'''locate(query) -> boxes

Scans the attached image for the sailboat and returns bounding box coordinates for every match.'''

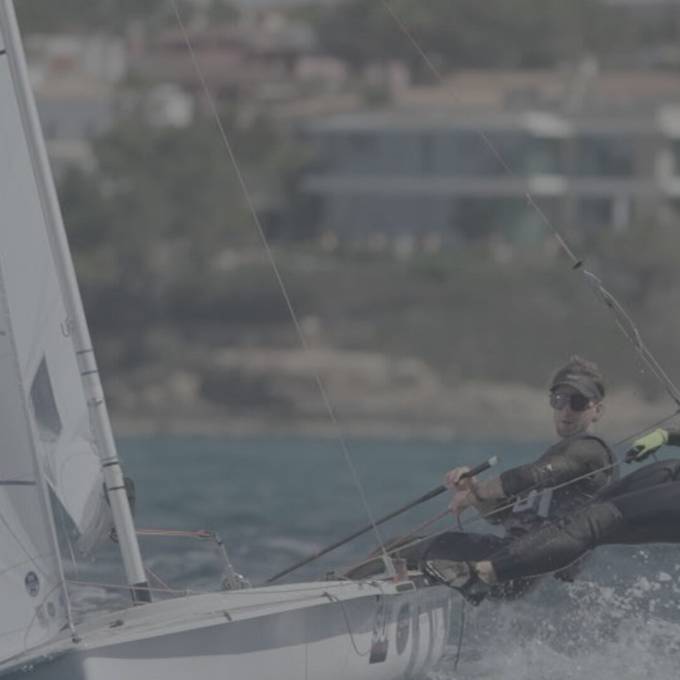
[0,2,453,678]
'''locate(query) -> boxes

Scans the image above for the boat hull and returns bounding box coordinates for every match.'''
[4,580,453,680]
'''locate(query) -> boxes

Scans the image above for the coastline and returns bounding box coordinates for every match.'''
[110,382,676,445]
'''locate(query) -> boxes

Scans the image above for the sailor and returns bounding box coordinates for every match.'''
[418,355,618,599]
[448,355,615,530]
[425,428,680,596]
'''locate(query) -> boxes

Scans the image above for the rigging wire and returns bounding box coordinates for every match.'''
[453,600,466,673]
[380,0,680,409]
[463,406,680,530]
[169,0,389,560]
[170,0,680,574]
[342,406,680,574]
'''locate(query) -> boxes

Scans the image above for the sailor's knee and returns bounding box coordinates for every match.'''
[561,501,624,546]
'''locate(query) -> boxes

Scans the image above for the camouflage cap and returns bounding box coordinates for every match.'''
[550,357,605,401]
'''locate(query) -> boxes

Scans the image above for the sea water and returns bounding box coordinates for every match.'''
[71,436,680,679]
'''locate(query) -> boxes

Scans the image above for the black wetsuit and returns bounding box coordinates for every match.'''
[489,433,616,535]
[490,444,680,583]
[408,434,618,594]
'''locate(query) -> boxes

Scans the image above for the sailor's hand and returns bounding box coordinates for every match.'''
[448,489,475,517]
[445,466,475,492]
[625,428,668,463]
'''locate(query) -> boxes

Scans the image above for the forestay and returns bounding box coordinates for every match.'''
[0,7,110,660]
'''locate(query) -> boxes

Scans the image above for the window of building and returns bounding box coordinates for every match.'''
[575,136,634,177]
[578,197,613,227]
[523,137,563,175]
[670,141,680,177]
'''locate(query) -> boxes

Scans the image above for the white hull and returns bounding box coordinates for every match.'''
[2,578,453,680]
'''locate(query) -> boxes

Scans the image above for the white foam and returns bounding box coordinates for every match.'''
[431,574,680,680]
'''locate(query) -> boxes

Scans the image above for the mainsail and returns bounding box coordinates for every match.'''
[0,32,70,664]
[1,0,149,617]
[0,2,121,660]
[0,7,109,555]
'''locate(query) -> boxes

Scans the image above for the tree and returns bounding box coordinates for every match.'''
[60,105,307,330]
[16,0,166,33]
[313,0,648,74]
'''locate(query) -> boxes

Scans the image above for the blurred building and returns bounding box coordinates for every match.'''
[26,34,126,176]
[128,12,318,106]
[297,69,680,253]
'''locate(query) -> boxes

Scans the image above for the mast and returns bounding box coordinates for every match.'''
[1,1,150,603]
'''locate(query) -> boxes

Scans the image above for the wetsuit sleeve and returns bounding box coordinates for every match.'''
[667,430,680,447]
[500,438,609,498]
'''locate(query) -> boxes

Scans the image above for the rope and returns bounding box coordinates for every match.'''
[168,0,388,561]
[324,592,371,657]
[136,528,215,539]
[380,0,680,408]
[453,599,466,673]
[345,406,680,574]
[167,0,680,583]
[467,407,680,528]
[145,565,173,592]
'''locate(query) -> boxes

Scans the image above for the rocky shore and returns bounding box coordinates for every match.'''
[107,347,675,444]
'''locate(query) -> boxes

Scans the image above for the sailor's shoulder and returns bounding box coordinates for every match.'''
[543,434,612,460]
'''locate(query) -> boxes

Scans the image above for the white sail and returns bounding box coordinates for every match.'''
[0,316,69,659]
[1,0,148,605]
[0,35,71,661]
[0,8,110,550]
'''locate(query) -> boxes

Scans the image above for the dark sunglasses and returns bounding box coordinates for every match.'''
[549,391,593,412]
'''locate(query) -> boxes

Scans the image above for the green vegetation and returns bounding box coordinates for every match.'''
[20,0,680,409]
[15,0,165,32]
[309,0,679,76]
[59,109,308,337]
[15,0,239,32]
[60,127,680,396]
[17,0,680,74]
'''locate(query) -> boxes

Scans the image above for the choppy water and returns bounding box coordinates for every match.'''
[70,436,680,679]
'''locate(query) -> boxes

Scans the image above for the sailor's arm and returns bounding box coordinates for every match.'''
[625,428,680,462]
[446,438,609,515]
[445,468,505,515]
[500,438,609,496]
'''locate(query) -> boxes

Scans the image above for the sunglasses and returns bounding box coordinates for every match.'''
[549,391,593,412]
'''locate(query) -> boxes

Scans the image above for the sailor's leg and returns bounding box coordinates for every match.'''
[419,531,507,562]
[489,479,680,583]
[597,458,680,500]
[607,480,680,543]
[343,531,504,580]
[489,501,623,583]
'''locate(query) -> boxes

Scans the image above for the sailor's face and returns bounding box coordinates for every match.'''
[551,388,602,438]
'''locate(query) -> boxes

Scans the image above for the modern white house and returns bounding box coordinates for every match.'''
[298,70,680,252]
